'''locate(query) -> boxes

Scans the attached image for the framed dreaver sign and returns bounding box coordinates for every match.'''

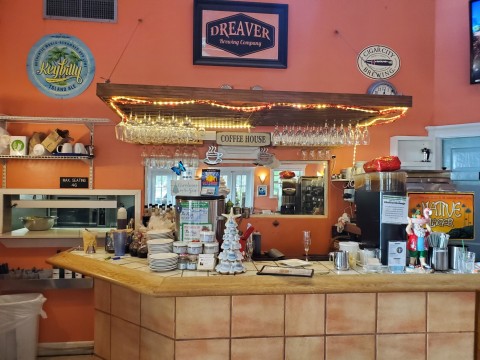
[193,0,288,68]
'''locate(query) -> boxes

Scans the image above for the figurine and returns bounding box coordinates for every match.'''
[406,208,432,268]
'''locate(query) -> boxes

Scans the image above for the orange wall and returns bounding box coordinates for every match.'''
[0,0,477,343]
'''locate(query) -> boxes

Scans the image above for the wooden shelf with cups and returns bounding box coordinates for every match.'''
[0,115,112,189]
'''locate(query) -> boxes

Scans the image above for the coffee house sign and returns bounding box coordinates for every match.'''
[216,132,271,146]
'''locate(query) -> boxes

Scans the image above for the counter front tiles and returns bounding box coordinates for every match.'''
[47,250,480,360]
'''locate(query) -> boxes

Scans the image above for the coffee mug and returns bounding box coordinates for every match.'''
[32,143,48,156]
[73,143,87,154]
[56,143,73,154]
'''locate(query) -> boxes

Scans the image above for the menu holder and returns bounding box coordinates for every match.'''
[257,265,314,278]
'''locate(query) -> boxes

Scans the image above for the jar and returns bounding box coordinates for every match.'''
[173,241,188,254]
[203,242,219,255]
[177,254,188,270]
[187,242,203,255]
[105,231,114,253]
[199,231,215,243]
[187,255,198,270]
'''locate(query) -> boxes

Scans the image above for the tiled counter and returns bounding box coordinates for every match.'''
[47,250,480,360]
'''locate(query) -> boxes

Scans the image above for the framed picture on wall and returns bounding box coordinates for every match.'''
[257,185,268,197]
[193,0,288,68]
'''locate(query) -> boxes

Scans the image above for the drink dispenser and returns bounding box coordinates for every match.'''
[175,195,225,243]
[354,172,407,265]
[280,178,297,214]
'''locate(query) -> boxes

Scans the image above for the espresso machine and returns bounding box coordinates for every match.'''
[280,178,296,214]
[354,172,407,265]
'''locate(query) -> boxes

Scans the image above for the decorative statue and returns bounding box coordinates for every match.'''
[406,208,432,268]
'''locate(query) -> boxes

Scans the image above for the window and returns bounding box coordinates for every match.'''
[145,168,180,206]
[220,168,254,207]
[145,166,254,208]
[270,163,306,198]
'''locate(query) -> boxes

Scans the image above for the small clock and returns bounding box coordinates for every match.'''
[367,80,398,95]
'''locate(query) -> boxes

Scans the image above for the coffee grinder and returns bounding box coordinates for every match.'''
[354,172,407,265]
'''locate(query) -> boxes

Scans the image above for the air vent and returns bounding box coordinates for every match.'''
[44,0,117,23]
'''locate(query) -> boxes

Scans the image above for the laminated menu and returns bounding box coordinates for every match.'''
[200,169,220,196]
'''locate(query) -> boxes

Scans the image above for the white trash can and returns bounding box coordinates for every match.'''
[0,293,47,360]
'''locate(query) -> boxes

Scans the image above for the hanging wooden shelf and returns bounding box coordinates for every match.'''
[96,83,412,128]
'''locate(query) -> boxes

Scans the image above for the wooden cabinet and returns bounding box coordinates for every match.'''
[390,135,436,170]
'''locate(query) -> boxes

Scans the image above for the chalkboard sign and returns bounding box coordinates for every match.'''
[60,177,89,188]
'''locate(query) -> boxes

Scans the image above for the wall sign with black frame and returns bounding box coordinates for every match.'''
[193,0,288,68]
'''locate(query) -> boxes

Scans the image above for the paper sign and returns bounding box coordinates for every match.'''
[171,180,201,197]
[180,224,213,242]
[388,241,406,267]
[381,195,408,224]
[197,254,216,271]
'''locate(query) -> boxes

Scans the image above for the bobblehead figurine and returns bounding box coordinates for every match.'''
[406,208,432,268]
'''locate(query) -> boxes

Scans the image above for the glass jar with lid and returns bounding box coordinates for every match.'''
[187,255,198,270]
[178,254,189,270]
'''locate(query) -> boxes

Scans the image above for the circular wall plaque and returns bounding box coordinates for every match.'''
[357,45,400,80]
[26,33,95,99]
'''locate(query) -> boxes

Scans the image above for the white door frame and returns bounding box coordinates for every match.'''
[426,122,480,169]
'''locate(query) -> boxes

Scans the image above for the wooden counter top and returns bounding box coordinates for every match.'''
[47,250,480,297]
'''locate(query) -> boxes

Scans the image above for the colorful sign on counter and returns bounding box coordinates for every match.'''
[408,192,475,240]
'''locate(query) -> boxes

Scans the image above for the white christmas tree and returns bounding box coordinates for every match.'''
[215,208,246,275]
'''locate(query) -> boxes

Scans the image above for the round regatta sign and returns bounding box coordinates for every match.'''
[357,45,400,80]
[26,34,95,99]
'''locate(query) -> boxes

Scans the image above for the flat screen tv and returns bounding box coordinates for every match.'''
[470,0,480,83]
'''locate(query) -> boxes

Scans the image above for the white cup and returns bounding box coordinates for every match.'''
[32,144,48,156]
[56,143,73,154]
[73,143,87,154]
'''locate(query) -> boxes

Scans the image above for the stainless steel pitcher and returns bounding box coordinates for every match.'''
[329,250,350,271]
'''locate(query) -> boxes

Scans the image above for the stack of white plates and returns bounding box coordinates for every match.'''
[147,239,174,254]
[148,252,178,272]
[146,229,174,240]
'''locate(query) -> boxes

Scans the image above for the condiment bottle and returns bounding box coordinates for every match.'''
[105,231,114,253]
[117,205,128,229]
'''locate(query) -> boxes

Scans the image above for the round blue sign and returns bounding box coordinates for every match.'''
[26,33,95,99]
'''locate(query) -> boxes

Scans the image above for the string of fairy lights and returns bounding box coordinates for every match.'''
[108,96,409,145]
